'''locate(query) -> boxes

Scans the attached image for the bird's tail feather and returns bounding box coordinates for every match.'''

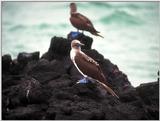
[96,30,100,33]
[95,79,119,98]
[92,32,104,38]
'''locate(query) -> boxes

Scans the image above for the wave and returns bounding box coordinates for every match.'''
[8,22,70,32]
[89,2,156,10]
[100,10,143,25]
[89,2,141,9]
[89,2,112,8]
[9,24,26,31]
[38,23,51,29]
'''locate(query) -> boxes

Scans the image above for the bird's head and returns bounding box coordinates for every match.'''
[70,3,77,13]
[71,40,84,50]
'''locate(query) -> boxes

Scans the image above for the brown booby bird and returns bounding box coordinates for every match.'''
[70,3,104,38]
[70,40,119,98]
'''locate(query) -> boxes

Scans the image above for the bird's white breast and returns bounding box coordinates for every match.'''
[70,49,76,61]
[70,49,86,77]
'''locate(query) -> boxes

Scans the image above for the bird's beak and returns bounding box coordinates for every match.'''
[79,42,84,46]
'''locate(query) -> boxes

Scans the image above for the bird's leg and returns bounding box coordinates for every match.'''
[77,29,79,32]
[83,75,88,79]
[77,75,89,84]
[82,30,84,34]
[83,75,88,82]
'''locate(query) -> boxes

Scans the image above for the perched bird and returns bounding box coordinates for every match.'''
[70,40,119,98]
[69,3,104,38]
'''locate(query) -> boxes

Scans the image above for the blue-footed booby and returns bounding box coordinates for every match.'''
[70,40,119,98]
[69,3,104,38]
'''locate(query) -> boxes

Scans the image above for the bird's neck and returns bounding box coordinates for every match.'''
[70,48,81,61]
[70,11,77,16]
[72,47,81,52]
[70,7,77,13]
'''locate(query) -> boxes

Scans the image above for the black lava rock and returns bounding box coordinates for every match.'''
[41,36,70,61]
[136,81,159,119]
[18,77,51,104]
[4,104,45,120]
[17,51,40,66]
[6,52,40,75]
[2,34,159,120]
[2,54,12,73]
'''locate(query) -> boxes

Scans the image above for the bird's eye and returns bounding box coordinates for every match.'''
[76,44,81,48]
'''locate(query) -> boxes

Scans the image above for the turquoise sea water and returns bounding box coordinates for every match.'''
[2,2,160,87]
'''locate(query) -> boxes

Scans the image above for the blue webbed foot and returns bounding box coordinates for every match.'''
[70,31,81,38]
[77,77,89,84]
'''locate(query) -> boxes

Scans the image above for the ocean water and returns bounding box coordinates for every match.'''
[2,2,159,87]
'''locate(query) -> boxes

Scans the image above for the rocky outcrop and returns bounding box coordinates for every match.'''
[2,33,159,120]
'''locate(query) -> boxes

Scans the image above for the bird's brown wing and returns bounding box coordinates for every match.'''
[75,13,99,32]
[71,12,99,33]
[81,52,108,83]
[77,13,100,33]
[75,52,105,83]
[81,52,99,66]
[76,13,94,27]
